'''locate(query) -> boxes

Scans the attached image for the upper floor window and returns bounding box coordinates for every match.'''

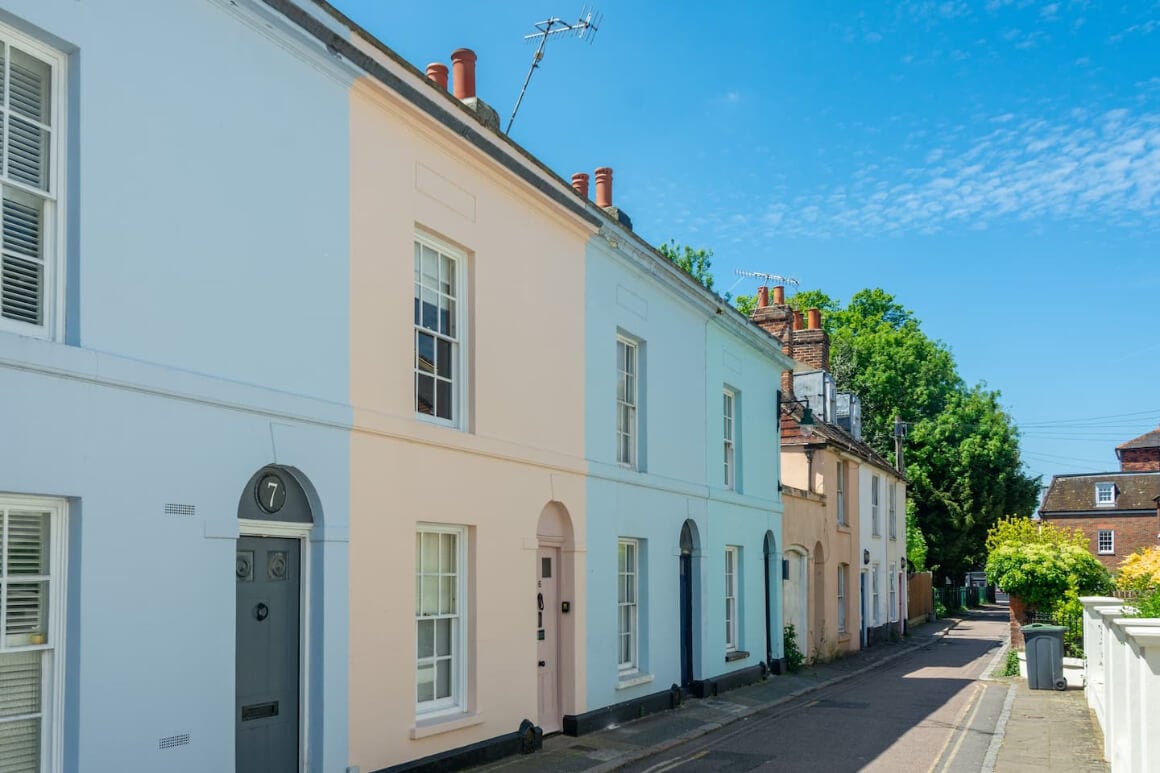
[0,28,64,340]
[723,389,736,489]
[888,483,897,540]
[1095,483,1115,507]
[1097,529,1114,555]
[871,475,881,536]
[835,461,847,525]
[616,337,638,468]
[414,235,466,428]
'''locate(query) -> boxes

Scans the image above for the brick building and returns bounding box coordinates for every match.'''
[1038,426,1160,570]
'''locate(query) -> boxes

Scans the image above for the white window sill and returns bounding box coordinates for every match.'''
[615,672,655,690]
[410,711,484,739]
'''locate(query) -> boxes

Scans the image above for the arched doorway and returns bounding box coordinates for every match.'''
[679,519,701,688]
[536,502,576,735]
[763,531,778,668]
[235,465,318,773]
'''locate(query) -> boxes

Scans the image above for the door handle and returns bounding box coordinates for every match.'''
[538,593,544,611]
[538,660,546,667]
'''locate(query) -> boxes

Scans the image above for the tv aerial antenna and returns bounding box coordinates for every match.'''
[506,7,602,135]
[730,269,799,294]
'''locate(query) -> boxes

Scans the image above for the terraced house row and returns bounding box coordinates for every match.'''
[0,2,904,771]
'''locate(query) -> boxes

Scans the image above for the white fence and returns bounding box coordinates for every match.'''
[1080,597,1160,772]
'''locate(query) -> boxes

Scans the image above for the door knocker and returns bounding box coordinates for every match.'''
[254,602,269,621]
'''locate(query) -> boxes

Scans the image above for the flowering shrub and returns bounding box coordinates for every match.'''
[984,517,1111,611]
[1116,546,1160,593]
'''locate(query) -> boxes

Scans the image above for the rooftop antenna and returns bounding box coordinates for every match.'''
[730,269,800,295]
[506,7,601,135]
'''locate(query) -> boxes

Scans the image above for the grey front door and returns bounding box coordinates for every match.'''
[236,536,301,773]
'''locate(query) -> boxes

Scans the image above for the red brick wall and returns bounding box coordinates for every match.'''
[751,304,795,400]
[793,328,830,372]
[1119,447,1160,471]
[1040,513,1160,569]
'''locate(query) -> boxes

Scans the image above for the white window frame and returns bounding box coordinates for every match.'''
[871,565,880,625]
[1097,529,1114,555]
[0,495,67,773]
[616,337,639,469]
[723,389,736,490]
[888,483,897,540]
[617,539,639,674]
[837,563,847,634]
[835,460,846,525]
[415,524,468,717]
[0,25,67,341]
[724,546,739,651]
[871,475,881,537]
[414,232,468,430]
[888,563,897,622]
[1095,483,1115,507]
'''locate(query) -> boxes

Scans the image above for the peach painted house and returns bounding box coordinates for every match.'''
[317,11,602,771]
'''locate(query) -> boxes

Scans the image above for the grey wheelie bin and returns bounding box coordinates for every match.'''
[1022,623,1067,691]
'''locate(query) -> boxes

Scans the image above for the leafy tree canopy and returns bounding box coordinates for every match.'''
[657,240,715,292]
[905,500,928,573]
[1117,546,1160,593]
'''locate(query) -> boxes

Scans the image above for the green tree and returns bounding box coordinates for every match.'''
[735,294,758,315]
[905,501,928,572]
[657,240,715,291]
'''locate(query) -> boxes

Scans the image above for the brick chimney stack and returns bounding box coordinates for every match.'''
[793,307,831,372]
[749,285,796,400]
[757,286,769,308]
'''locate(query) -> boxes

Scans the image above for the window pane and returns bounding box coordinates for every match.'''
[417,663,435,703]
[2,511,48,575]
[417,619,434,659]
[436,619,452,657]
[419,576,437,616]
[0,717,39,772]
[6,117,47,191]
[435,379,452,421]
[435,658,452,699]
[421,289,439,331]
[416,332,435,373]
[4,582,46,645]
[441,254,456,298]
[439,576,455,615]
[440,533,456,573]
[421,246,438,287]
[416,374,435,416]
[9,50,50,123]
[0,651,41,718]
[624,576,634,604]
[441,298,456,337]
[625,544,635,573]
[436,338,452,379]
[422,533,439,570]
[414,242,422,280]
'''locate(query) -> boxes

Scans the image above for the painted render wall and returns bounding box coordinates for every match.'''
[780,449,861,659]
[859,465,907,638]
[346,70,593,769]
[583,234,787,711]
[0,1,355,771]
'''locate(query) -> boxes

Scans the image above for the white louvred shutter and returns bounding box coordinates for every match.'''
[5,48,50,191]
[2,511,48,646]
[0,652,42,773]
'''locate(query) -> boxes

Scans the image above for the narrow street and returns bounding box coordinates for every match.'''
[622,608,1010,773]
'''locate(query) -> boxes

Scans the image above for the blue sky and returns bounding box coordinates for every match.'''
[331,0,1160,492]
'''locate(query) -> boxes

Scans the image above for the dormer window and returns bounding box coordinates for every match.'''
[1095,483,1115,507]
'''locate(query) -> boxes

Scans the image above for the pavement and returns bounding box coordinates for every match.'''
[471,606,1109,773]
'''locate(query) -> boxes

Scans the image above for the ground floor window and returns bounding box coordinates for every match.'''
[871,566,880,625]
[617,539,640,673]
[416,525,467,716]
[837,564,847,633]
[888,563,897,622]
[724,546,739,651]
[1097,529,1114,555]
[0,496,66,773]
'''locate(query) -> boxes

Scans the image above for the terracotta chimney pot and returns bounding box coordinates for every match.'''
[808,308,822,330]
[571,173,590,199]
[792,310,804,331]
[425,63,449,91]
[450,48,477,100]
[772,285,785,305]
[594,167,613,208]
[757,286,769,308]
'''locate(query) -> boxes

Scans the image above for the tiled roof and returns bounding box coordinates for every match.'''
[780,407,904,480]
[1039,471,1160,514]
[1117,426,1160,451]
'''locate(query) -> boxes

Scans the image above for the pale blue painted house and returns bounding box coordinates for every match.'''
[570,172,792,733]
[0,1,355,770]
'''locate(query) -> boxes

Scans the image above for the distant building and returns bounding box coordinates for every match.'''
[1039,427,1160,569]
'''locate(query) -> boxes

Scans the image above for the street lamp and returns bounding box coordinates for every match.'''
[781,397,817,438]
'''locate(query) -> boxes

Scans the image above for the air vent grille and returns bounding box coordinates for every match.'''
[159,733,190,750]
[164,504,196,517]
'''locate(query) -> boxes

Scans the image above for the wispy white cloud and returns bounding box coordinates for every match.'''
[674,108,1160,241]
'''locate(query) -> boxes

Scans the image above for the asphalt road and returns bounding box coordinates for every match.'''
[621,609,1010,773]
